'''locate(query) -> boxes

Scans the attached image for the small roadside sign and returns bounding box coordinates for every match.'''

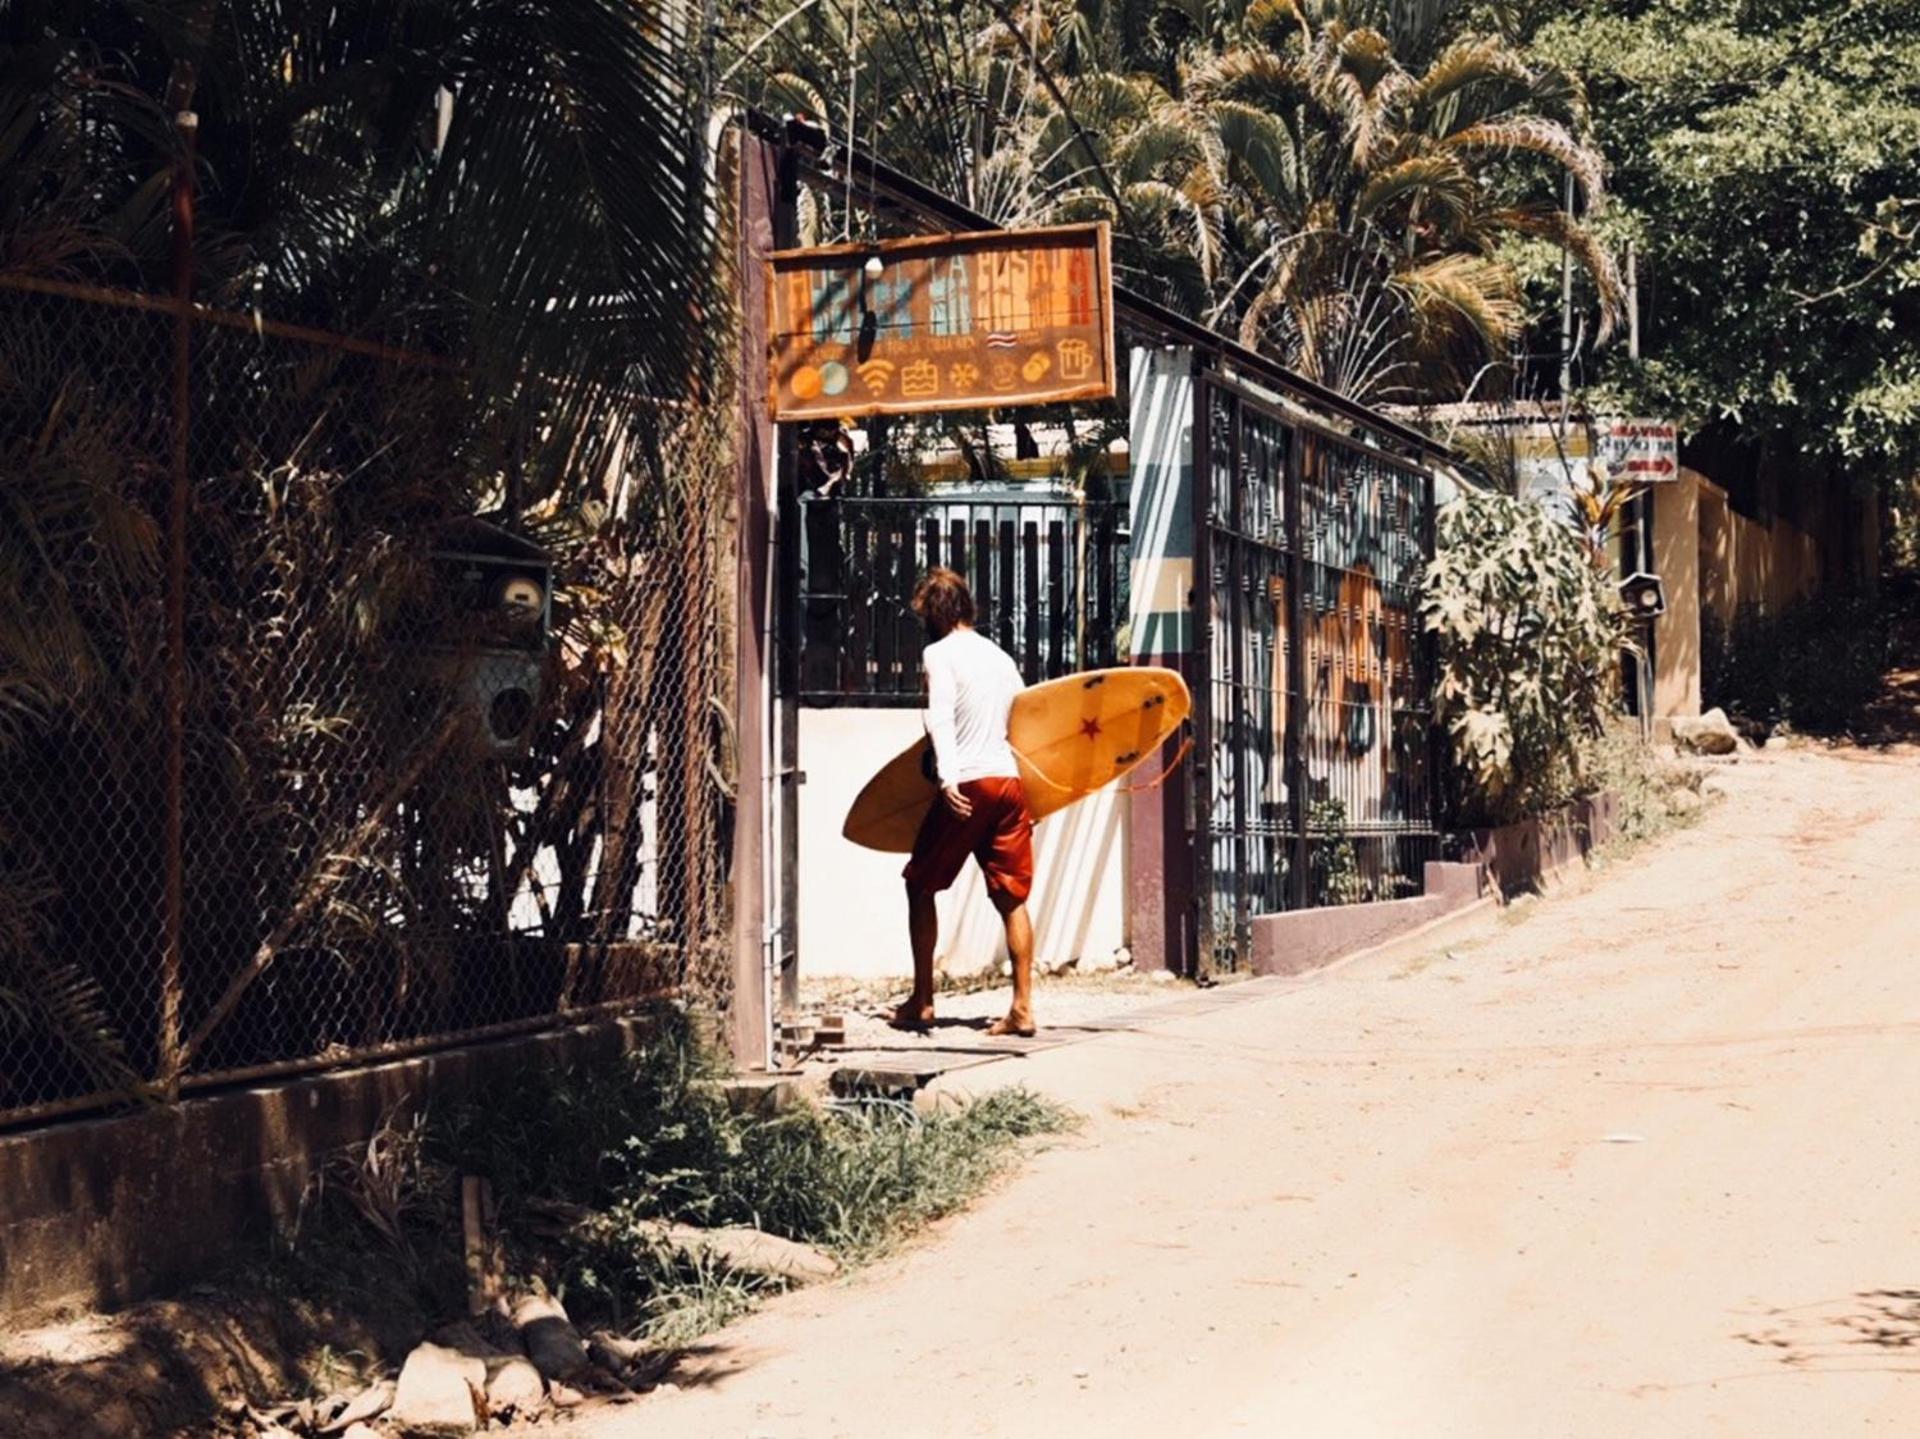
[1598,418,1678,482]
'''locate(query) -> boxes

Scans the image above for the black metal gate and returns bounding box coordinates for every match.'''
[797,492,1128,705]
[1193,378,1440,971]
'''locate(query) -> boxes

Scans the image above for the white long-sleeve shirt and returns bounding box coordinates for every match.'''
[922,627,1024,785]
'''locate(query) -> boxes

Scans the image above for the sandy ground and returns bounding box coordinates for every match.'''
[562,741,1920,1439]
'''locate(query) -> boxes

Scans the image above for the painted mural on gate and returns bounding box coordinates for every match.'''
[1221,424,1426,834]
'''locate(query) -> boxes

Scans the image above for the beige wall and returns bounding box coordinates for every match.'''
[1652,472,1702,720]
[1696,470,1821,620]
[797,708,1129,980]
[1651,467,1827,722]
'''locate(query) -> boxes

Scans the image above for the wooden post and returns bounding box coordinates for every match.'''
[729,129,777,1069]
[462,1175,502,1315]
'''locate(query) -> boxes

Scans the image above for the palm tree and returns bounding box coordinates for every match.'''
[1117,0,1620,401]
[724,1,1074,234]
[4,0,715,492]
[729,0,1619,404]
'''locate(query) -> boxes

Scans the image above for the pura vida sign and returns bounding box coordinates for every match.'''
[767,223,1116,421]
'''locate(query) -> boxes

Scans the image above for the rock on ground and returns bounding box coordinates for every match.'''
[321,1379,393,1434]
[483,1355,547,1419]
[642,1223,840,1286]
[1671,707,1740,755]
[512,1294,591,1382]
[1666,787,1704,816]
[390,1342,484,1437]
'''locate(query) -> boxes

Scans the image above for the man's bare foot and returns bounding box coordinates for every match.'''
[885,999,935,1031]
[985,1013,1035,1038]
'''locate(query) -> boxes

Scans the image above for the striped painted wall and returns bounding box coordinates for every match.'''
[1127,346,1195,660]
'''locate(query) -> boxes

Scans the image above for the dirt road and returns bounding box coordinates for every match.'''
[571,744,1920,1438]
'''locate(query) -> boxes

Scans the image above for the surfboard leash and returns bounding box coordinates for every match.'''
[1119,733,1193,793]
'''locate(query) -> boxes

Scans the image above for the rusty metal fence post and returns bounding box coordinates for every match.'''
[159,107,198,1095]
[1285,426,1309,912]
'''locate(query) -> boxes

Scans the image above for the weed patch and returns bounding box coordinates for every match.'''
[285,1010,1074,1349]
[1581,718,1709,844]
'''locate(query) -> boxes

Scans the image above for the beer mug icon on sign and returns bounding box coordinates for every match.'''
[1057,338,1094,381]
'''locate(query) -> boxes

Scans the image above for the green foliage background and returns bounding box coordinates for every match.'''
[1520,0,1920,484]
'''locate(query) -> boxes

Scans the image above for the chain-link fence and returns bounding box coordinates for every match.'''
[0,277,734,1128]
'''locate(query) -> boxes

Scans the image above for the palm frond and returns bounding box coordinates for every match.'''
[1491,203,1625,339]
[1244,0,1313,50]
[1442,117,1604,205]
[1111,116,1209,186]
[758,70,834,125]
[1514,58,1590,133]
[1396,251,1524,354]
[1313,26,1411,170]
[0,29,173,281]
[1124,177,1226,287]
[1059,69,1158,130]
[1184,45,1314,110]
[0,830,141,1098]
[1409,35,1532,114]
[1353,150,1472,228]
[1206,99,1304,212]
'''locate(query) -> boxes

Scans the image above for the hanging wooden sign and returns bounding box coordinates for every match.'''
[767,222,1115,421]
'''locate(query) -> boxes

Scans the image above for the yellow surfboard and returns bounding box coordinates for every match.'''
[841,666,1192,853]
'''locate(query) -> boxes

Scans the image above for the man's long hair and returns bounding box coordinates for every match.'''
[911,567,975,639]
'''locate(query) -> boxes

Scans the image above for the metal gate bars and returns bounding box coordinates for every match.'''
[1192,377,1442,972]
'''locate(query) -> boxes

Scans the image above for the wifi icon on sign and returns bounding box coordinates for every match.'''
[857,359,896,395]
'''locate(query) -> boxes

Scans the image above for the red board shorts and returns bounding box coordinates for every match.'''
[902,777,1035,905]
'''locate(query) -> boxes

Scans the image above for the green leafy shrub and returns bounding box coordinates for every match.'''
[1424,488,1630,826]
[1306,800,1366,907]
[1703,597,1891,734]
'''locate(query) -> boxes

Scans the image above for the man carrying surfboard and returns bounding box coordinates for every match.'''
[891,567,1038,1038]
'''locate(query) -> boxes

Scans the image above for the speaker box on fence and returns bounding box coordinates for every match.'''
[1618,571,1667,619]
[425,520,553,758]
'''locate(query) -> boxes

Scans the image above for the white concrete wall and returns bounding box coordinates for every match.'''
[798,707,1129,980]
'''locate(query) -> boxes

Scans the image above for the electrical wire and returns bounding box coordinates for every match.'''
[975,0,1151,269]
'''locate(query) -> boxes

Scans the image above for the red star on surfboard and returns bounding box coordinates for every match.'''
[1080,718,1102,741]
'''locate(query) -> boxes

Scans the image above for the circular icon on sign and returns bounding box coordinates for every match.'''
[790,365,824,400]
[820,361,850,397]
